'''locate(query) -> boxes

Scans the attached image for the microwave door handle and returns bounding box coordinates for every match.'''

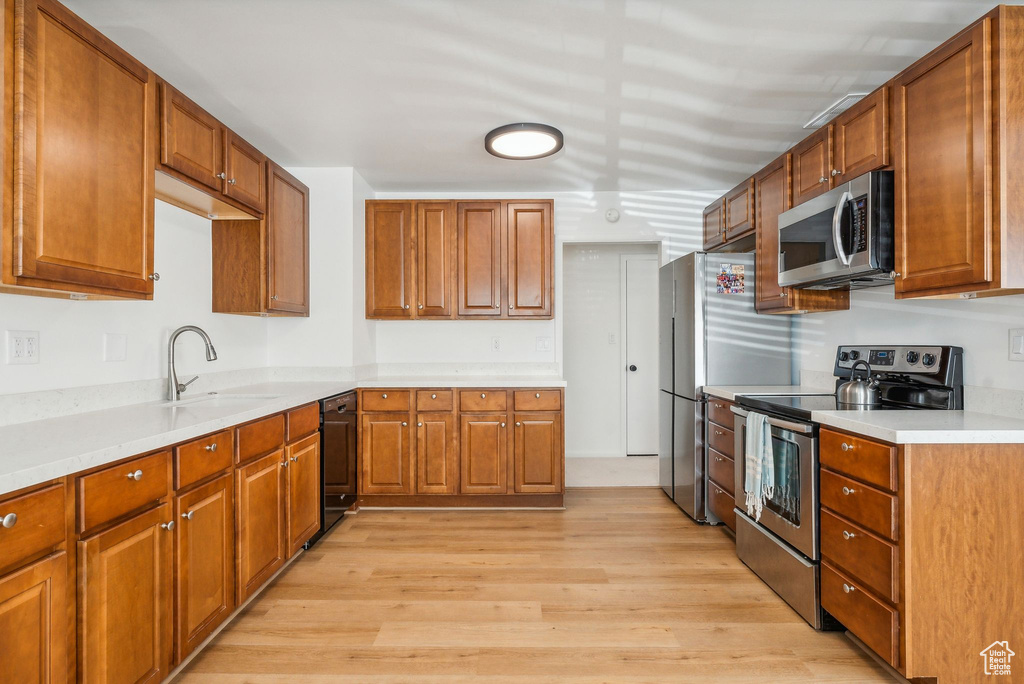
[832,190,854,266]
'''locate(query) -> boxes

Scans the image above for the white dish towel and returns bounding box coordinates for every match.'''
[744,411,775,522]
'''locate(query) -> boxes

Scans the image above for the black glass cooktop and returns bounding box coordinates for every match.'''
[736,393,907,422]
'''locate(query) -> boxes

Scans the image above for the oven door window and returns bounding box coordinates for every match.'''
[767,431,802,525]
[779,205,837,272]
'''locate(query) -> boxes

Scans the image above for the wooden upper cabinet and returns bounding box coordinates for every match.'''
[79,504,173,684]
[266,163,310,315]
[360,414,413,495]
[724,177,755,241]
[702,199,725,250]
[7,0,155,299]
[224,131,267,213]
[366,202,415,318]
[0,553,68,684]
[833,87,889,184]
[285,433,321,556]
[506,201,553,317]
[513,412,562,494]
[457,202,504,317]
[416,202,455,317]
[460,414,508,494]
[159,83,224,192]
[236,450,286,603]
[893,18,992,297]
[416,412,457,494]
[791,125,833,206]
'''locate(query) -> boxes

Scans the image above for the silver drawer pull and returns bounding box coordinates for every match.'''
[715,456,723,462]
[161,521,175,531]
[535,393,540,399]
[431,393,437,399]
[515,421,521,427]
[843,583,855,594]
[715,403,723,408]
[291,455,299,462]
[417,422,423,427]
[205,443,218,452]
[481,393,486,398]
[818,176,827,184]
[402,422,408,427]
[126,469,143,481]
[281,460,289,468]
[842,486,856,495]
[182,511,194,521]
[500,422,506,428]
[1,513,17,529]
[841,442,852,452]
[714,430,724,436]
[842,530,856,540]
[382,393,387,399]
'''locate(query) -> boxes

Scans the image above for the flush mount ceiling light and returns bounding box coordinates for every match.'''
[485,123,563,160]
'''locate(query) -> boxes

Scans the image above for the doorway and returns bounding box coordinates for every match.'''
[621,253,659,455]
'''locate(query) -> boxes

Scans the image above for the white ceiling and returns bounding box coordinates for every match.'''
[66,0,1002,192]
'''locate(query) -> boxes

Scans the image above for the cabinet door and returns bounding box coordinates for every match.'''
[224,131,267,212]
[459,415,508,494]
[286,433,321,556]
[833,87,889,184]
[236,450,286,603]
[324,406,357,496]
[791,125,833,205]
[457,202,503,317]
[174,475,234,663]
[416,202,455,318]
[267,163,310,314]
[360,414,413,494]
[702,199,725,250]
[0,553,67,684]
[11,0,155,297]
[724,178,755,241]
[416,412,457,494]
[893,19,992,296]
[366,202,415,318]
[513,412,562,493]
[79,504,173,684]
[755,155,793,312]
[159,82,224,192]
[506,202,553,318]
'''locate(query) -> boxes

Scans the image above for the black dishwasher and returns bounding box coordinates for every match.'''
[304,391,357,548]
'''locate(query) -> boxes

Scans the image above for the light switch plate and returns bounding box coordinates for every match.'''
[103,333,128,362]
[1009,328,1024,361]
[6,330,39,365]
[491,336,502,352]
[535,336,552,352]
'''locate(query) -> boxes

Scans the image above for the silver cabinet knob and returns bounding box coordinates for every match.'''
[271,295,279,301]
[500,422,506,428]
[418,304,423,309]
[509,305,514,310]
[480,393,486,398]
[494,304,499,308]
[401,421,408,427]
[205,443,218,452]
[841,442,852,452]
[890,271,901,278]
[281,460,289,468]
[843,583,855,594]
[431,393,437,399]
[779,292,785,298]
[417,422,423,427]
[182,511,194,520]
[290,455,299,462]
[535,393,540,399]
[217,172,226,180]
[842,530,856,540]
[819,176,827,183]
[126,469,143,481]
[404,304,410,309]
[842,486,855,495]
[714,430,724,436]
[1,513,17,529]
[149,273,160,281]
[515,421,521,427]
[228,178,237,185]
[161,521,175,531]
[831,169,840,177]
[715,456,723,462]
[382,393,387,399]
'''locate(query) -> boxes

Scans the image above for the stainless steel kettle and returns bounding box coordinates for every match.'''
[837,360,881,407]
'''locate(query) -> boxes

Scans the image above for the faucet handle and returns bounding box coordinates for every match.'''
[177,376,199,393]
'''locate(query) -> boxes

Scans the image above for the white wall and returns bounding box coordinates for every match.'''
[0,202,269,395]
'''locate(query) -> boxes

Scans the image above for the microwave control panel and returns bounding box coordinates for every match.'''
[850,196,868,253]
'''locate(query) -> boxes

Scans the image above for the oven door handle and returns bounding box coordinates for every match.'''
[832,190,854,266]
[730,405,814,434]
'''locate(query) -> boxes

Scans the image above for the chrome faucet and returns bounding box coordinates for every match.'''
[167,326,218,401]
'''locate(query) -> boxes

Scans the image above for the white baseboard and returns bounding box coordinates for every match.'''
[565,455,659,487]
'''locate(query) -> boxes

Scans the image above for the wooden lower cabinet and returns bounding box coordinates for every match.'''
[235,450,286,604]
[285,433,321,556]
[360,414,413,494]
[416,412,457,494]
[79,504,174,684]
[0,552,68,683]
[460,414,509,494]
[512,412,562,493]
[174,475,234,662]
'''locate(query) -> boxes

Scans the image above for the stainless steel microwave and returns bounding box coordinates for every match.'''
[777,170,894,290]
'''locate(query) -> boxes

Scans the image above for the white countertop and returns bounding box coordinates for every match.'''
[0,375,565,496]
[702,385,834,401]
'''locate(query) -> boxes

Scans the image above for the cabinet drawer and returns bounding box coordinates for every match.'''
[416,390,453,412]
[79,451,171,533]
[707,398,734,431]
[820,428,897,492]
[287,403,320,442]
[708,481,736,531]
[708,424,734,458]
[821,509,898,603]
[176,430,233,491]
[237,414,286,464]
[821,561,899,668]
[708,449,734,496]
[0,483,65,572]
[820,468,897,541]
[513,390,561,411]
[460,390,507,412]
[362,390,412,412]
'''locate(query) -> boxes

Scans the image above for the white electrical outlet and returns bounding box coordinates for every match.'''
[103,333,128,362]
[6,330,39,365]
[535,336,552,352]
[608,333,617,345]
[491,336,502,352]
[1009,329,1024,361]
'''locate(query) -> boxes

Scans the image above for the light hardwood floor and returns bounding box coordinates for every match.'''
[177,488,893,682]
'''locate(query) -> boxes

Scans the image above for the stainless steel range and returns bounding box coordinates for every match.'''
[729,345,964,629]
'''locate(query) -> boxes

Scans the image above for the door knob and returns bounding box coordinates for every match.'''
[628,365,638,372]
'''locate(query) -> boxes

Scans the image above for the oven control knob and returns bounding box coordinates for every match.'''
[848,350,860,361]
[906,351,920,364]
[839,351,849,362]
[922,353,937,367]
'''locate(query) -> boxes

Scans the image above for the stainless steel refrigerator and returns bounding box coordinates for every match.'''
[659,252,792,522]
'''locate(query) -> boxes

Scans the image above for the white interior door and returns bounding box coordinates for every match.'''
[622,254,660,455]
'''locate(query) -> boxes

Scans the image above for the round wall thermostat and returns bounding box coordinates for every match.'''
[605,208,620,223]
